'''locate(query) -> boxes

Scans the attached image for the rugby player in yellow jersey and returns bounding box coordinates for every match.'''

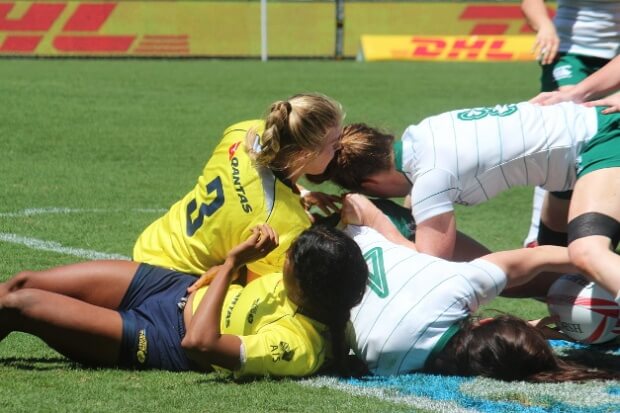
[0,224,368,377]
[133,93,344,282]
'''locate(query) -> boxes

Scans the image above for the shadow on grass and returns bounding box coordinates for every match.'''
[0,356,73,371]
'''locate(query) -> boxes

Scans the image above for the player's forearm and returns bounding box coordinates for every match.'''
[570,56,620,102]
[497,246,575,288]
[520,0,553,32]
[366,209,417,250]
[182,258,240,368]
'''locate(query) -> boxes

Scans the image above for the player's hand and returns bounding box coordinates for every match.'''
[341,193,381,227]
[530,88,591,106]
[533,23,559,65]
[300,190,342,216]
[226,224,279,269]
[530,90,572,105]
[188,265,224,293]
[584,94,620,114]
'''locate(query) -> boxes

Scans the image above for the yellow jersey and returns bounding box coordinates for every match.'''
[191,273,331,378]
[133,120,311,276]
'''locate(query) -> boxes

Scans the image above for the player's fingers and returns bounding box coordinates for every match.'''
[258,224,278,248]
[187,270,216,293]
[601,106,619,114]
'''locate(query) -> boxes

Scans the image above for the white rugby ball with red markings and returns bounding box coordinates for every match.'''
[547,274,620,344]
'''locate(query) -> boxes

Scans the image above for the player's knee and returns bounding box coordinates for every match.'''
[567,240,600,276]
[567,212,620,275]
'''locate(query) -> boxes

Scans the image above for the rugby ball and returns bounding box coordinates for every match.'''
[547,274,620,344]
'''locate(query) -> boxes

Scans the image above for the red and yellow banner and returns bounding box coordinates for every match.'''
[359,35,537,62]
[0,2,548,58]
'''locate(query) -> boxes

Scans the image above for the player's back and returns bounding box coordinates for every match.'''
[345,225,505,375]
[133,120,311,276]
[403,101,598,206]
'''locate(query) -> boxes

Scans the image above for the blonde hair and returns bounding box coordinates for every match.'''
[246,93,344,177]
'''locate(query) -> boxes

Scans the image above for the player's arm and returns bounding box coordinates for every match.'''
[182,224,278,371]
[297,183,342,216]
[481,245,577,289]
[414,211,457,259]
[341,193,416,250]
[520,0,558,65]
[532,56,620,106]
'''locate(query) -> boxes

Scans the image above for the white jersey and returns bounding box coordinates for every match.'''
[555,0,620,59]
[399,101,599,223]
[344,225,506,376]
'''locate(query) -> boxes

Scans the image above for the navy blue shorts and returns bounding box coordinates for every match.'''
[118,263,200,371]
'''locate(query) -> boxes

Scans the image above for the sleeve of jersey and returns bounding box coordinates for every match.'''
[411,168,459,224]
[464,258,508,311]
[234,324,324,378]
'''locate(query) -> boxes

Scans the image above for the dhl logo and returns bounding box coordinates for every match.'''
[460,5,555,35]
[410,36,522,60]
[361,35,535,62]
[0,2,189,54]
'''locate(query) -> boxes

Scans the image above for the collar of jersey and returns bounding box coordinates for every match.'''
[253,134,296,191]
[424,323,460,370]
[393,140,403,172]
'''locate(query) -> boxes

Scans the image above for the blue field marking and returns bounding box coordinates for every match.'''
[304,340,620,412]
[341,373,620,413]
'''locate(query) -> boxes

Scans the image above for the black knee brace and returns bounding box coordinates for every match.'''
[567,212,620,249]
[537,220,568,246]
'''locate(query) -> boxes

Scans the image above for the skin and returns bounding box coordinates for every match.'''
[521,0,559,65]
[566,168,620,296]
[531,55,620,113]
[0,224,280,371]
[358,167,473,260]
[341,193,578,292]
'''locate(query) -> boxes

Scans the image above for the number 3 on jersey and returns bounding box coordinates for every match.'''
[364,247,389,298]
[186,176,225,236]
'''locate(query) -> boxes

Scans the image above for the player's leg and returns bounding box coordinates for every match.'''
[523,186,546,247]
[567,167,620,298]
[453,231,490,261]
[0,261,139,309]
[0,288,122,365]
[538,191,570,246]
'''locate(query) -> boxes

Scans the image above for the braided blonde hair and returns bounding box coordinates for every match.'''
[247,93,344,179]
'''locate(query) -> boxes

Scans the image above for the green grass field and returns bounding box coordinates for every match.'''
[1,59,552,412]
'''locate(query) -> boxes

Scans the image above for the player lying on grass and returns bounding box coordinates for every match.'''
[340,194,618,381]
[310,101,620,302]
[134,93,343,283]
[0,225,367,378]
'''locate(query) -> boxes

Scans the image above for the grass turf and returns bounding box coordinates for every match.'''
[1,58,549,411]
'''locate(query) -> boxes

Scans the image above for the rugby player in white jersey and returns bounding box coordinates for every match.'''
[340,193,617,381]
[310,100,620,301]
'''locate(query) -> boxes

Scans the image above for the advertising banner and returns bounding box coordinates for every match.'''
[0,2,546,58]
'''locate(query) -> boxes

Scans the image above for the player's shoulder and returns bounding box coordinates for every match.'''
[222,119,265,136]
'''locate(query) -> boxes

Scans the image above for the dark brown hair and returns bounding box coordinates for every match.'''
[307,123,395,191]
[424,315,618,382]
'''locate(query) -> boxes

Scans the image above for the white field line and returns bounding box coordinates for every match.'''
[0,233,130,260]
[0,207,163,260]
[0,207,165,218]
